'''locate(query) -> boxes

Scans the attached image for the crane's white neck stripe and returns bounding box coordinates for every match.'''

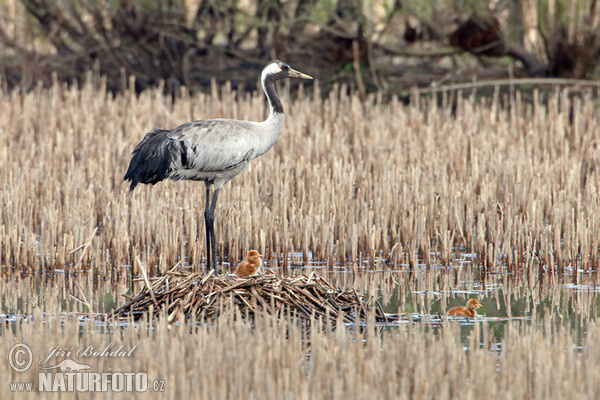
[261,64,284,115]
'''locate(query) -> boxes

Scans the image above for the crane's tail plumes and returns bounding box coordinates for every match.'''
[123,129,183,191]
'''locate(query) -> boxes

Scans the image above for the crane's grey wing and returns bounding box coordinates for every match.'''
[124,120,259,190]
[168,120,259,177]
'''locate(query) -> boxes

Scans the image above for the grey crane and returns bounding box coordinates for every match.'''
[124,60,313,271]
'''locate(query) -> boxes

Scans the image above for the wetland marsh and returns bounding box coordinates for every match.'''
[2,80,600,398]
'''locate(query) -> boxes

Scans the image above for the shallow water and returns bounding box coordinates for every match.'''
[2,251,599,351]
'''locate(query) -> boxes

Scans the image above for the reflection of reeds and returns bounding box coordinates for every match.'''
[1,81,599,280]
[3,311,600,398]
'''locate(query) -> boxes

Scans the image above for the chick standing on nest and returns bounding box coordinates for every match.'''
[234,250,263,277]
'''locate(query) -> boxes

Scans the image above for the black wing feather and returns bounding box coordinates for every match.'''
[123,129,186,191]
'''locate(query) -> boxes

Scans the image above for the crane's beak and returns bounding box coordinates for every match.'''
[288,68,313,80]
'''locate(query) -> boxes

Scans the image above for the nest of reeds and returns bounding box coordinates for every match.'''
[107,268,396,324]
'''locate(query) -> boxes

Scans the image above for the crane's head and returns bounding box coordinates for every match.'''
[261,60,313,84]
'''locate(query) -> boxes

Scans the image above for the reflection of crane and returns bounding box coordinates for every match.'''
[124,60,312,271]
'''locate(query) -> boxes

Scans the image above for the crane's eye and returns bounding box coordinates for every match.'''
[280,65,289,71]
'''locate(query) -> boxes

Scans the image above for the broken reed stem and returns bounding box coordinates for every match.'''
[136,256,159,308]
[72,280,93,312]
[71,226,98,270]
[417,78,600,94]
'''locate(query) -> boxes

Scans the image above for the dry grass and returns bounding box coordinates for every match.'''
[2,309,600,399]
[1,78,599,279]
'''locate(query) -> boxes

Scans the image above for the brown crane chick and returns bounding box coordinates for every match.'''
[447,299,482,317]
[234,250,263,277]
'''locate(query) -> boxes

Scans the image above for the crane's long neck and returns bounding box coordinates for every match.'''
[256,74,285,156]
[262,76,284,115]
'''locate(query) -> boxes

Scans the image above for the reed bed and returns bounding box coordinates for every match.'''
[2,308,600,399]
[0,77,599,284]
[108,269,392,324]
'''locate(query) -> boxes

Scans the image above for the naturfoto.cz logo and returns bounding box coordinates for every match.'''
[8,343,165,393]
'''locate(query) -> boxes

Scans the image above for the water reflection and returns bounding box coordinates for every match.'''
[374,277,598,348]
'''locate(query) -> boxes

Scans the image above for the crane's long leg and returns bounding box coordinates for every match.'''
[207,189,220,271]
[204,186,212,271]
[203,185,220,272]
